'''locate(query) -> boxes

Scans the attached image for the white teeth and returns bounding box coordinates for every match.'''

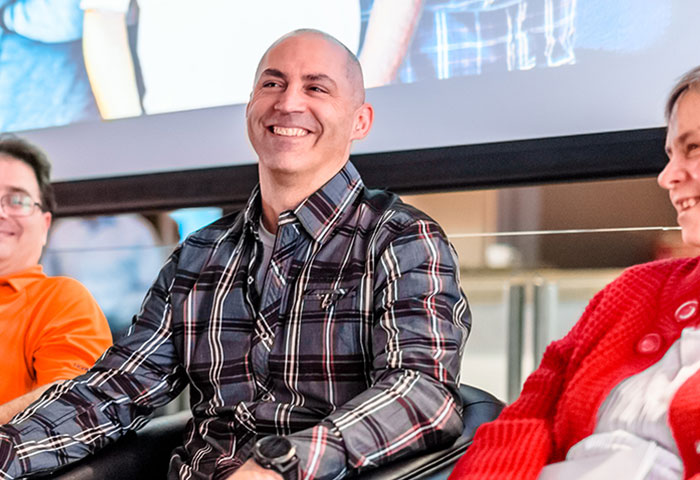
[680,198,699,210]
[272,126,308,137]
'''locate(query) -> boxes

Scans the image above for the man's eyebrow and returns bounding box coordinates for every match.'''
[259,68,286,79]
[5,186,32,196]
[303,73,337,89]
[676,130,699,147]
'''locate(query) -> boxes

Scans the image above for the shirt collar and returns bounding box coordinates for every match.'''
[292,161,364,244]
[242,184,263,236]
[243,162,364,245]
[0,265,46,292]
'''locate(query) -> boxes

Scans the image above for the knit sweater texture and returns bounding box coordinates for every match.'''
[450,256,700,480]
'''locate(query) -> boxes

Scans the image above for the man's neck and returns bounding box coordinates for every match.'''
[259,185,306,234]
[258,163,346,234]
[0,262,37,278]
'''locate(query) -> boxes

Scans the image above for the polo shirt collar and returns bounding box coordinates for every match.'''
[0,265,46,292]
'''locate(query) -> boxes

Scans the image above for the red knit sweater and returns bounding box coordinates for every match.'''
[450,257,700,480]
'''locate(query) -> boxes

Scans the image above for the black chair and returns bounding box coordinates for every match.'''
[49,385,503,480]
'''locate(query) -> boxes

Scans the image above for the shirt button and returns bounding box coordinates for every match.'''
[247,276,254,285]
[675,300,699,322]
[636,333,662,354]
[695,440,700,455]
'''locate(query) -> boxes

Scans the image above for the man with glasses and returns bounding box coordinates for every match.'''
[0,135,112,424]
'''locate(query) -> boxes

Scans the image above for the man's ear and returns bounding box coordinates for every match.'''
[350,103,374,141]
[41,212,52,247]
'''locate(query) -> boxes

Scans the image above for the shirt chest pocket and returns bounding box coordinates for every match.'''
[283,283,369,357]
[302,285,358,312]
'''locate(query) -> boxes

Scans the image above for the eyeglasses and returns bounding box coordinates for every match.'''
[0,193,44,217]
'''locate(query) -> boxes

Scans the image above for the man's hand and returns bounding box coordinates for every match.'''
[226,459,283,480]
[0,382,57,424]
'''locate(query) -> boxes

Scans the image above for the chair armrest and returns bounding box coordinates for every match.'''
[48,411,191,480]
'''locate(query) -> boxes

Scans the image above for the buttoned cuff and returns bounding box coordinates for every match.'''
[286,421,348,480]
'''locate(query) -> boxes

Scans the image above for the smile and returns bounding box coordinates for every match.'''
[677,197,700,212]
[270,126,309,137]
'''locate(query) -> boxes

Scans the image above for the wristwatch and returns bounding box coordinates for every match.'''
[252,435,299,480]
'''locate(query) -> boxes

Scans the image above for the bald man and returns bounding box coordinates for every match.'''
[0,30,470,480]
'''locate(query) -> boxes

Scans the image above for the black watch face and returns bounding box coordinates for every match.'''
[259,436,293,460]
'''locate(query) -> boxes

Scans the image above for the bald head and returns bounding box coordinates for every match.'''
[253,29,366,106]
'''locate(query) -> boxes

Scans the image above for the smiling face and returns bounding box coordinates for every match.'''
[0,156,51,276]
[246,32,373,189]
[658,87,700,248]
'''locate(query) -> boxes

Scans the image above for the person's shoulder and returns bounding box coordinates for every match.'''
[601,256,700,304]
[360,187,440,230]
[618,256,699,282]
[41,275,95,298]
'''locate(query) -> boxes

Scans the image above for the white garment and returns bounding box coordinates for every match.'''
[80,0,361,113]
[540,327,700,480]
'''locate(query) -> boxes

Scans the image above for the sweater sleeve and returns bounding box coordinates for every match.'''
[448,289,607,480]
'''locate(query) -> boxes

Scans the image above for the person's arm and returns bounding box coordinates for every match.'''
[447,289,609,480]
[0,0,83,42]
[27,277,113,389]
[82,8,142,119]
[281,216,470,480]
[358,0,424,88]
[0,384,56,425]
[0,247,188,479]
[0,276,111,424]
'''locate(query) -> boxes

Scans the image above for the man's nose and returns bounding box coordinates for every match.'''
[274,87,306,113]
[658,154,685,190]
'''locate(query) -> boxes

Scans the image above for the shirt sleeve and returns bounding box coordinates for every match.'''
[29,278,112,386]
[1,0,85,42]
[0,247,188,480]
[287,217,471,480]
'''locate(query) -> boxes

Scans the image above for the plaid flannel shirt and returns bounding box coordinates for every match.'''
[0,162,470,480]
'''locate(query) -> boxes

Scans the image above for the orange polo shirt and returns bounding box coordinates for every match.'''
[0,265,112,404]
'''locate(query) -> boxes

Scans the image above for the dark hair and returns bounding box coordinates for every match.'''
[666,66,700,121]
[0,135,56,214]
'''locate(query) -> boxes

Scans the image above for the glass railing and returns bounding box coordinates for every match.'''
[38,177,692,409]
[454,227,683,404]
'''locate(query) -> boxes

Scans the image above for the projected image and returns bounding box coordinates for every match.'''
[0,0,99,133]
[0,0,671,133]
[389,0,577,82]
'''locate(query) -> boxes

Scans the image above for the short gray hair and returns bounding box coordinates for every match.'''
[666,66,700,121]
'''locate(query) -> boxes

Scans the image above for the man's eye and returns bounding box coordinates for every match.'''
[262,81,280,88]
[9,195,28,206]
[309,86,327,93]
[688,143,699,153]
